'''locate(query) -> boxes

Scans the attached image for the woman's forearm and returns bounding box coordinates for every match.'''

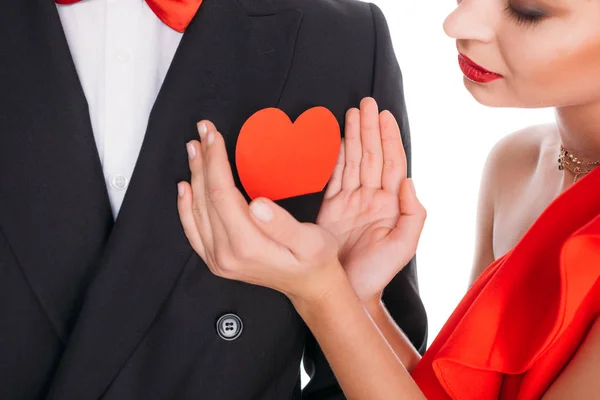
[292,268,426,400]
[365,300,422,372]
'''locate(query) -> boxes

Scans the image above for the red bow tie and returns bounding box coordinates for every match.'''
[55,0,204,33]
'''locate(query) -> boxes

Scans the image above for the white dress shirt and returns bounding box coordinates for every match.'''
[56,0,184,217]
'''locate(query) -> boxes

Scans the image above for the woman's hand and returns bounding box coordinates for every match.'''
[177,120,345,306]
[317,98,426,306]
[176,113,427,400]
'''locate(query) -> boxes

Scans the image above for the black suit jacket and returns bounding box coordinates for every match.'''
[0,0,427,398]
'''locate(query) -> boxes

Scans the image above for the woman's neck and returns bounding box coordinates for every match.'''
[555,101,600,160]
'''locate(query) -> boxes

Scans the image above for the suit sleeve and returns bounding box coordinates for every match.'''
[301,4,428,399]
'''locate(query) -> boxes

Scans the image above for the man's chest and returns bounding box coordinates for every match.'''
[57,0,183,215]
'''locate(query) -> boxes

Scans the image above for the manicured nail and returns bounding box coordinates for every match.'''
[177,182,185,198]
[408,178,416,194]
[250,201,273,222]
[207,132,215,146]
[197,122,208,138]
[187,142,197,160]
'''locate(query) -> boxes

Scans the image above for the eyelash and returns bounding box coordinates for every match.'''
[504,5,545,26]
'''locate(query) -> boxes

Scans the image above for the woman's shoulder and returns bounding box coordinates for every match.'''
[482,123,558,198]
[472,124,559,263]
[486,124,557,175]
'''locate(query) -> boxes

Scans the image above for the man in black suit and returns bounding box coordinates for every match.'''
[0,0,427,398]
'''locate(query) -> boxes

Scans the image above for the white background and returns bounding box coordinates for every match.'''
[303,0,555,386]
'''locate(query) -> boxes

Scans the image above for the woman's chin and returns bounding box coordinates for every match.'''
[463,77,515,108]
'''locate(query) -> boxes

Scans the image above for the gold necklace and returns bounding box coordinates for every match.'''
[558,145,600,183]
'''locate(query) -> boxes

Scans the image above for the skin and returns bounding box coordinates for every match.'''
[176,1,600,397]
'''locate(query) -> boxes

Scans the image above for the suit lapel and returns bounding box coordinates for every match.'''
[0,0,113,343]
[46,0,303,398]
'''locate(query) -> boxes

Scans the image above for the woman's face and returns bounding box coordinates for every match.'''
[444,0,600,108]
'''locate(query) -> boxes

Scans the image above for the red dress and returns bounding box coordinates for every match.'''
[411,168,600,399]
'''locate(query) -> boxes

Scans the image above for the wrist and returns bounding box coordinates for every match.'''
[290,265,355,319]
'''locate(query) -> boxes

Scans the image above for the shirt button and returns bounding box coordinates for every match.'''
[216,313,243,341]
[115,49,132,63]
[110,174,129,191]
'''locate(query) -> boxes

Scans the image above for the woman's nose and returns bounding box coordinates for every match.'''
[443,0,496,44]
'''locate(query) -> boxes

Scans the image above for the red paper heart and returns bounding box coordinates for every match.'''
[235,107,341,201]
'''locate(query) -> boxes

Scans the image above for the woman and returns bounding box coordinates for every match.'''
[177,0,600,398]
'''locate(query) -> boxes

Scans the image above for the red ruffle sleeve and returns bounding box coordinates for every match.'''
[412,168,600,399]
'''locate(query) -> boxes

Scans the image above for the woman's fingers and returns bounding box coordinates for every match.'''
[199,123,252,234]
[195,121,231,256]
[342,108,362,191]
[386,178,426,264]
[380,110,407,194]
[177,120,342,303]
[186,139,214,253]
[323,139,345,200]
[359,97,383,189]
[177,180,206,260]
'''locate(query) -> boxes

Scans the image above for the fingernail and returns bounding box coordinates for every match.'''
[250,201,273,222]
[187,142,197,160]
[197,122,208,138]
[177,182,185,198]
[207,132,215,146]
[408,178,416,194]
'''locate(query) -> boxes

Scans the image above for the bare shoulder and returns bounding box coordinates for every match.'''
[484,124,555,184]
[470,124,558,282]
[481,124,558,204]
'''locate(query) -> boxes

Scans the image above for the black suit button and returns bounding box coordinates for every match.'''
[217,313,243,341]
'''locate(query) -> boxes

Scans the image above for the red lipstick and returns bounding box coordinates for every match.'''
[458,53,503,83]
